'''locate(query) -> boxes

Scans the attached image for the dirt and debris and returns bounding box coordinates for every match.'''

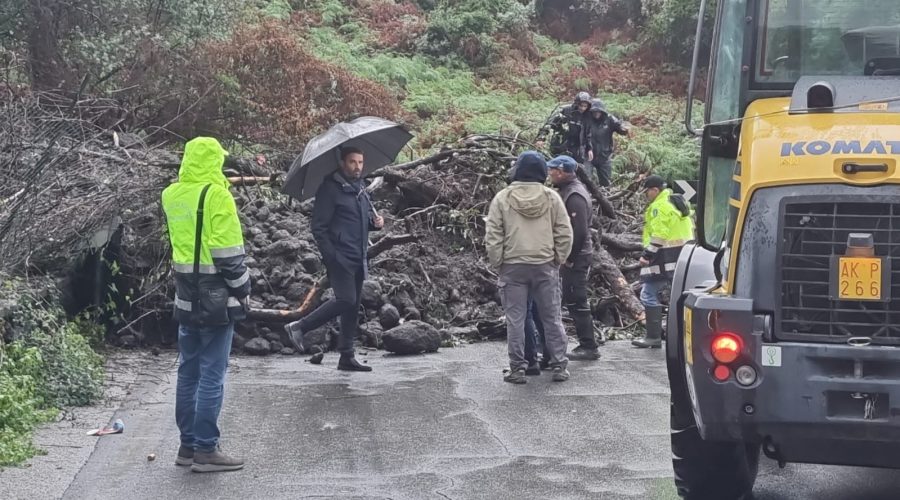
[2,93,652,355]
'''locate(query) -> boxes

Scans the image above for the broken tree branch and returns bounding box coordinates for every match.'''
[591,242,645,323]
[601,233,644,252]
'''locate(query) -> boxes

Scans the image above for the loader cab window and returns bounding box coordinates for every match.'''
[701,0,747,249]
[755,0,900,88]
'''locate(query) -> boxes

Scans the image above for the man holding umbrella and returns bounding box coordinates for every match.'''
[285,146,384,371]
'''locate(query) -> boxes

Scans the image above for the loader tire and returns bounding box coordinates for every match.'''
[670,393,760,500]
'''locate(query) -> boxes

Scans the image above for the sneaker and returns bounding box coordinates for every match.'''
[175,445,193,466]
[503,369,527,384]
[284,322,305,353]
[525,362,541,376]
[552,367,570,382]
[337,356,372,372]
[191,448,244,473]
[568,346,600,361]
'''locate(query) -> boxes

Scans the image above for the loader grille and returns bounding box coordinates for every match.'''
[779,201,900,344]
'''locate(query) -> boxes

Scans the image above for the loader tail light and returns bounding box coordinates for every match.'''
[713,365,731,381]
[711,333,742,364]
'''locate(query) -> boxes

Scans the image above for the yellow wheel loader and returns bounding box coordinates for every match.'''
[668,1,900,498]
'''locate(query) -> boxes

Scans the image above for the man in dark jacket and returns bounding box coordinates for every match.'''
[587,99,629,187]
[548,155,600,360]
[538,92,594,164]
[285,146,384,371]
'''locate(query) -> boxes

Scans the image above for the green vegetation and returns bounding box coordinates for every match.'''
[0,279,104,466]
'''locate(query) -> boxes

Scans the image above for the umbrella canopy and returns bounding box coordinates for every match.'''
[282,116,413,201]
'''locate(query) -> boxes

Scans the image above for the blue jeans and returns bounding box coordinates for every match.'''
[176,321,234,453]
[640,279,665,307]
[523,298,546,364]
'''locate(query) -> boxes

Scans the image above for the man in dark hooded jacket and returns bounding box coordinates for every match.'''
[537,92,595,163]
[285,147,384,371]
[587,99,629,187]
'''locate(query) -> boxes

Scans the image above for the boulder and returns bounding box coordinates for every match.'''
[378,304,401,330]
[404,307,422,321]
[360,321,383,349]
[272,229,291,241]
[270,341,285,353]
[243,337,271,356]
[280,347,296,355]
[444,326,480,340]
[383,321,440,355]
[300,253,322,274]
[303,326,332,353]
[360,280,384,310]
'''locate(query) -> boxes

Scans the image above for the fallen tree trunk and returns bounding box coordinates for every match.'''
[591,243,645,323]
[247,233,419,322]
[601,233,644,252]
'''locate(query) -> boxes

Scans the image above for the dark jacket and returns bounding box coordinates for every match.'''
[556,178,594,261]
[543,103,592,161]
[588,102,627,165]
[311,171,379,275]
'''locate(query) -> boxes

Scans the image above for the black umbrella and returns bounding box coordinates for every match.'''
[282,116,413,201]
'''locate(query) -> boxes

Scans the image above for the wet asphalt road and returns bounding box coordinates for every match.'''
[4,341,900,499]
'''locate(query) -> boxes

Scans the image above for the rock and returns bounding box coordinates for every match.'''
[277,219,305,234]
[449,288,462,302]
[405,307,422,321]
[280,347,296,355]
[445,326,480,340]
[232,334,248,350]
[360,280,384,310]
[300,253,322,274]
[303,326,331,353]
[243,337,271,356]
[249,227,262,236]
[119,334,139,348]
[440,329,453,343]
[285,282,308,301]
[360,321,383,349]
[382,321,441,355]
[257,206,270,221]
[266,239,304,256]
[270,341,285,353]
[378,304,400,330]
[272,229,291,241]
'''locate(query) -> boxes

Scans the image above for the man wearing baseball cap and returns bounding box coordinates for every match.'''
[634,175,694,348]
[547,155,600,360]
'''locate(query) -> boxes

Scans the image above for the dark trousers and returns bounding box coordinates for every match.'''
[562,254,597,350]
[299,261,364,356]
[592,160,612,187]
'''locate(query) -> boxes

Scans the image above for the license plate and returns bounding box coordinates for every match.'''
[831,256,889,301]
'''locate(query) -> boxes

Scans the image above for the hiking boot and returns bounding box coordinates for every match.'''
[337,355,372,372]
[175,445,193,466]
[191,448,244,473]
[552,367,570,382]
[525,362,541,376]
[568,345,601,361]
[284,321,305,353]
[633,306,663,349]
[504,369,527,384]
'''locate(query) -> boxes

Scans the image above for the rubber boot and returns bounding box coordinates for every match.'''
[569,308,600,360]
[633,306,663,348]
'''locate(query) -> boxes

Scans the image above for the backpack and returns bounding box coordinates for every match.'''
[669,193,691,217]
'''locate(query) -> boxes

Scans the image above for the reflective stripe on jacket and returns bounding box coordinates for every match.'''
[162,137,250,325]
[641,188,694,282]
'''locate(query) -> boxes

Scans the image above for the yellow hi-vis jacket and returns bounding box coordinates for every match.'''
[161,137,250,325]
[641,188,694,282]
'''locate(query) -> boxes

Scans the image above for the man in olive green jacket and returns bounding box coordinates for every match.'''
[485,151,573,384]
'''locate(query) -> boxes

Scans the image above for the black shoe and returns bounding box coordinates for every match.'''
[525,362,541,376]
[338,356,372,372]
[568,346,601,361]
